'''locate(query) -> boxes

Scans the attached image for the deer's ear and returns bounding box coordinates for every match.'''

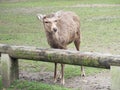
[55,10,63,17]
[37,14,46,21]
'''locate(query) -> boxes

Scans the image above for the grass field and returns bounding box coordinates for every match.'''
[0,0,120,90]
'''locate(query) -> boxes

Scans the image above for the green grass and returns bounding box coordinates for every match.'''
[10,81,70,90]
[0,77,70,90]
[0,76,2,90]
[0,0,120,8]
[0,0,120,89]
[0,7,120,53]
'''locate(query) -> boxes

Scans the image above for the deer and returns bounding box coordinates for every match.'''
[37,11,85,85]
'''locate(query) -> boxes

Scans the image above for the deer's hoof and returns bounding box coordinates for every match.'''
[60,79,65,85]
[54,79,57,83]
[81,73,86,77]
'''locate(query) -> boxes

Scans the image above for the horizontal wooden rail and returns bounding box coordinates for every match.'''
[0,44,120,89]
[0,44,120,68]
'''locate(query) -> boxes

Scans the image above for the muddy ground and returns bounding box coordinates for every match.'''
[19,71,110,90]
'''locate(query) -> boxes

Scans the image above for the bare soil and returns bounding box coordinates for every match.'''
[71,4,120,8]
[19,71,110,90]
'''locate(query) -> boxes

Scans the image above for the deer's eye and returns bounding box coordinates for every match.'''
[45,21,49,23]
[54,20,57,22]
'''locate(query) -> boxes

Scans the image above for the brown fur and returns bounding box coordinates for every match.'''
[44,11,80,49]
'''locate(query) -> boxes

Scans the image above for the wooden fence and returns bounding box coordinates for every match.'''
[0,44,120,90]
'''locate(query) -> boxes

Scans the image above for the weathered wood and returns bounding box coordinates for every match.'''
[1,53,19,88]
[0,44,120,69]
[111,66,120,90]
[0,44,120,89]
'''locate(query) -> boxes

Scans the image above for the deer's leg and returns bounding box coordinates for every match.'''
[54,62,57,83]
[74,38,85,77]
[74,38,80,51]
[58,47,66,85]
[61,64,65,85]
[81,66,85,77]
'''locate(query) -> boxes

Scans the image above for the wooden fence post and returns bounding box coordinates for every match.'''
[111,66,120,90]
[1,53,19,88]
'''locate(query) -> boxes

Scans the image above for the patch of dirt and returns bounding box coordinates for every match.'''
[19,71,54,83]
[2,4,120,14]
[71,4,120,8]
[19,71,110,90]
[65,71,110,90]
[0,0,29,3]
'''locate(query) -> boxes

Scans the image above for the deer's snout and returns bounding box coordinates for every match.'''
[51,22,58,33]
[53,28,57,32]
